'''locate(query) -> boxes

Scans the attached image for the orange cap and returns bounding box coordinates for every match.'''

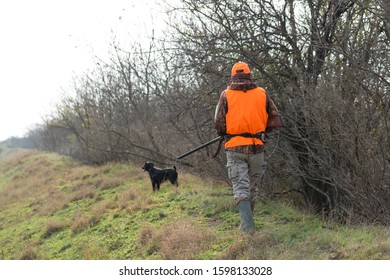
[231,61,250,76]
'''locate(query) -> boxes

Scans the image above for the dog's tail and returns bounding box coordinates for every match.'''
[173,166,176,171]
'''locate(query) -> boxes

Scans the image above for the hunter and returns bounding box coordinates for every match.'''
[214,61,282,233]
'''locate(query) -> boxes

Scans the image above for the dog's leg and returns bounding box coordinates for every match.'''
[174,173,179,187]
[169,177,179,187]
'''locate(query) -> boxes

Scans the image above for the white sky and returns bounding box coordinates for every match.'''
[0,0,166,141]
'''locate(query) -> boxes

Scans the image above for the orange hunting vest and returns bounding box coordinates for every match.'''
[225,87,268,148]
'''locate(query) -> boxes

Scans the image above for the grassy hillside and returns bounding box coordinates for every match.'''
[0,148,389,260]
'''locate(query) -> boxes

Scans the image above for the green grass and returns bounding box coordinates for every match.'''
[0,148,389,260]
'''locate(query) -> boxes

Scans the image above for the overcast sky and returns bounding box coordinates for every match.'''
[0,0,166,142]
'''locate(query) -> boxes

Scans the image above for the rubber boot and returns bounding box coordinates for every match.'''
[237,200,254,233]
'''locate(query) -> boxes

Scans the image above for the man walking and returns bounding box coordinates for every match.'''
[214,61,282,233]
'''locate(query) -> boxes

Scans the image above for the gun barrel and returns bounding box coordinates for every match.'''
[177,136,222,159]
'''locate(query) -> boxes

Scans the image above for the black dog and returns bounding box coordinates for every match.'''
[142,162,179,191]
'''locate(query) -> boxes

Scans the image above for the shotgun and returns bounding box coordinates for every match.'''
[177,115,283,160]
[177,136,223,159]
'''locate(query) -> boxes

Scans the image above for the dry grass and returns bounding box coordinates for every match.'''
[42,220,68,239]
[19,246,39,260]
[0,150,133,217]
[70,212,100,234]
[2,149,390,260]
[207,230,276,260]
[117,188,139,209]
[0,148,35,168]
[37,192,71,216]
[91,200,114,217]
[69,196,114,234]
[139,224,155,246]
[69,185,96,202]
[0,150,71,215]
[116,185,154,214]
[139,221,216,259]
[82,242,108,259]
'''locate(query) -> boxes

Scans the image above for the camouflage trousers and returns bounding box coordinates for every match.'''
[226,151,266,205]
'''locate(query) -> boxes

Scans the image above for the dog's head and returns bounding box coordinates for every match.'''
[142,162,154,172]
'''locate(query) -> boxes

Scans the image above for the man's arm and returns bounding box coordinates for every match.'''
[214,91,227,136]
[266,93,283,131]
